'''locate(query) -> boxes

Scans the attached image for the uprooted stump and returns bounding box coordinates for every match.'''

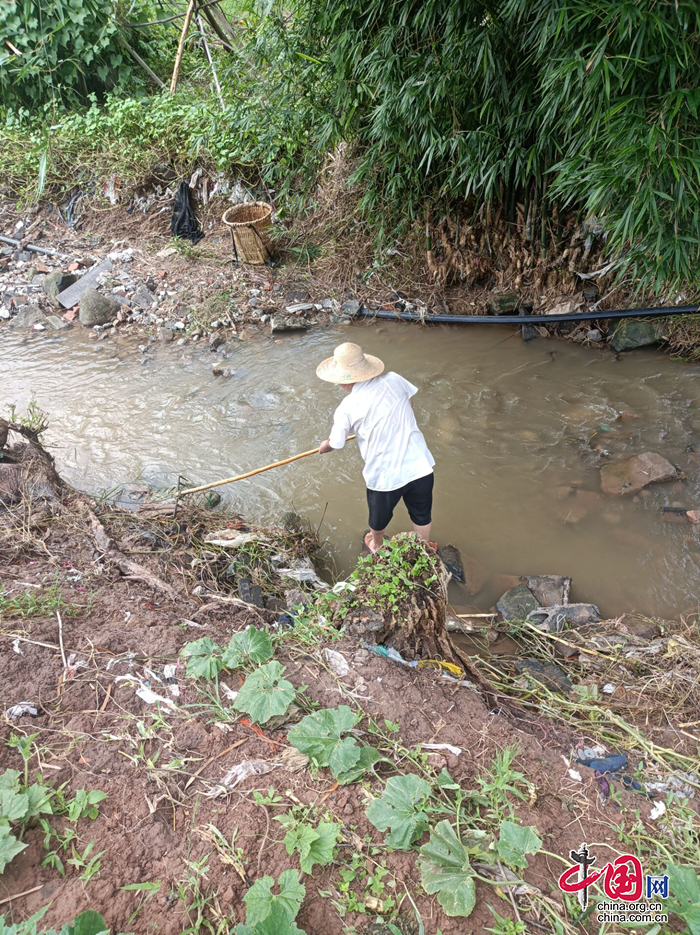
[0,426,62,507]
[338,533,460,664]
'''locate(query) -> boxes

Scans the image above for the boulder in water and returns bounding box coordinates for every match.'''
[497,583,538,621]
[525,575,571,606]
[600,452,677,496]
[79,289,121,327]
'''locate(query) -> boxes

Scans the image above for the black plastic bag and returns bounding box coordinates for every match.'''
[171,182,204,244]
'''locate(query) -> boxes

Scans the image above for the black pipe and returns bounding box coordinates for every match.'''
[354,305,699,325]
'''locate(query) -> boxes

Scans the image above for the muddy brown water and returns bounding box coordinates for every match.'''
[4,320,700,618]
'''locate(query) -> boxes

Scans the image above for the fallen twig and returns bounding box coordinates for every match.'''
[0,883,44,906]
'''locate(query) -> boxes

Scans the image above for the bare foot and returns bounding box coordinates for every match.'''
[364,532,379,554]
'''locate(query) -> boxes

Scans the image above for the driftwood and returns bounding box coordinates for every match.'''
[86,507,181,602]
[0,425,61,506]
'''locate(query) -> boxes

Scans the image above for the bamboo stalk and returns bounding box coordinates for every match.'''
[179,435,356,497]
[196,13,225,111]
[170,0,196,94]
[118,34,165,88]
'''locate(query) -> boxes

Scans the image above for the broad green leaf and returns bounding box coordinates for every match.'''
[283,823,318,863]
[24,784,54,820]
[0,825,27,873]
[235,902,306,935]
[182,637,221,658]
[120,881,161,892]
[299,821,340,875]
[436,768,460,790]
[243,869,305,926]
[665,861,700,934]
[61,910,109,935]
[366,774,431,849]
[0,789,28,823]
[418,820,477,917]
[222,627,274,669]
[0,771,20,792]
[287,706,377,783]
[496,821,542,870]
[182,638,223,680]
[233,661,296,725]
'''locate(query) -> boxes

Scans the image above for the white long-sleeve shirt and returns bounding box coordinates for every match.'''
[328,372,435,491]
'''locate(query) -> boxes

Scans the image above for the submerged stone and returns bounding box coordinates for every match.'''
[496,583,538,621]
[525,575,571,607]
[600,452,677,496]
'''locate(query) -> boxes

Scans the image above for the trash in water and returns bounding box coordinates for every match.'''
[7,703,38,719]
[422,743,462,757]
[220,759,281,789]
[322,648,350,677]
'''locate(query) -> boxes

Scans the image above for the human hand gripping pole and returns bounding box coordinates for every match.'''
[177,434,356,497]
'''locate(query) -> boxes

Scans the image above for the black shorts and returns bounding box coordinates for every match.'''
[366,472,434,531]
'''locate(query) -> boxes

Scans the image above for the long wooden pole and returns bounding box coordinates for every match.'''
[170,0,196,94]
[179,435,356,497]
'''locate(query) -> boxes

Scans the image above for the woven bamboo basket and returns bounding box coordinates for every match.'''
[222,201,273,265]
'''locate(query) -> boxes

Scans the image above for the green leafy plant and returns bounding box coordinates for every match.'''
[365,774,431,849]
[287,705,379,784]
[182,627,274,681]
[237,870,306,933]
[418,820,487,918]
[233,661,296,725]
[0,769,54,872]
[276,814,340,875]
[66,790,108,823]
[0,906,109,935]
[495,821,542,870]
[664,861,700,934]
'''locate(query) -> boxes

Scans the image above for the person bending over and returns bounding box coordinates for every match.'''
[316,342,436,553]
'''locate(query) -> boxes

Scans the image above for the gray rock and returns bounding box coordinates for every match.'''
[0,308,10,320]
[527,602,601,632]
[488,292,519,315]
[285,303,314,313]
[79,289,121,327]
[271,316,308,333]
[31,275,45,286]
[600,452,677,496]
[514,657,572,694]
[14,250,32,262]
[158,327,175,343]
[340,299,361,316]
[285,587,309,611]
[496,583,539,621]
[43,270,77,306]
[132,284,157,309]
[45,314,70,331]
[209,333,224,351]
[211,362,233,377]
[9,304,46,329]
[525,575,571,607]
[586,328,602,342]
[609,318,662,352]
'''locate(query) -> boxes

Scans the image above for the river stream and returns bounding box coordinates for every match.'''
[4,321,700,618]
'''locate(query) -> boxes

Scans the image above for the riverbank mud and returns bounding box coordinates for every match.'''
[1,435,697,933]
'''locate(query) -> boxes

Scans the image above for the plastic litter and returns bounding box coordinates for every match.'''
[322,648,350,677]
[331,580,356,595]
[649,801,666,820]
[7,703,38,719]
[422,743,462,757]
[11,639,23,655]
[220,759,281,789]
[220,684,238,703]
[277,562,328,590]
[114,675,177,709]
[576,753,627,773]
[645,771,697,801]
[203,531,263,548]
[568,769,583,782]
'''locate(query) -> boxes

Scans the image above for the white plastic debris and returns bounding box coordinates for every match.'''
[220,684,238,703]
[277,564,328,589]
[114,675,177,709]
[568,769,583,782]
[322,648,350,677]
[220,759,281,789]
[422,743,462,757]
[11,639,23,656]
[649,801,667,821]
[602,683,616,694]
[331,580,356,595]
[203,531,264,548]
[7,703,38,720]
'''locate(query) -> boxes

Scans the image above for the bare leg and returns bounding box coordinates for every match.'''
[413,522,432,544]
[365,528,386,553]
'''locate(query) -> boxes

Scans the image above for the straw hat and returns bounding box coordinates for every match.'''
[316,342,384,384]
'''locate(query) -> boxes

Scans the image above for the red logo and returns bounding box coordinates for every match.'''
[559,843,643,908]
